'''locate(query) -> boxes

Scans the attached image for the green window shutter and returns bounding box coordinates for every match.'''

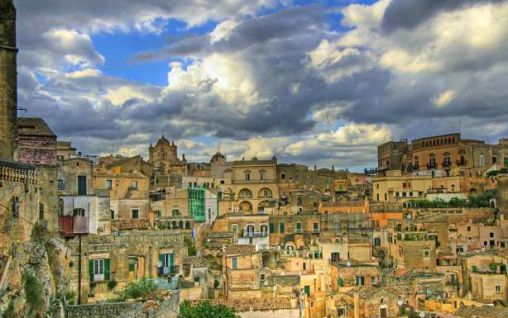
[104,258,111,281]
[269,223,275,233]
[88,260,94,282]
[338,277,344,287]
[280,223,285,233]
[158,254,164,276]
[169,253,174,272]
[304,285,310,296]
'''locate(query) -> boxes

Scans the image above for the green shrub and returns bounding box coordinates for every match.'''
[120,277,159,301]
[23,271,45,317]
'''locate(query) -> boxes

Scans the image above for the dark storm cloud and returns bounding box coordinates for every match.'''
[382,0,505,32]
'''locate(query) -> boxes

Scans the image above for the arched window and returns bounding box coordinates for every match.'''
[260,224,268,236]
[443,152,451,167]
[258,188,273,198]
[238,188,253,199]
[414,156,419,168]
[281,173,286,180]
[428,153,436,168]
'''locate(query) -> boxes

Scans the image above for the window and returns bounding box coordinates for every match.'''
[371,276,377,285]
[39,203,44,220]
[490,232,494,238]
[295,222,303,233]
[423,249,430,258]
[259,170,265,180]
[374,237,381,247]
[110,210,115,220]
[279,223,285,233]
[260,224,268,236]
[244,171,250,181]
[480,154,485,166]
[467,226,471,232]
[269,223,275,233]
[58,179,65,190]
[132,209,139,219]
[338,308,346,317]
[313,223,319,233]
[105,179,112,190]
[89,258,110,282]
[11,197,19,219]
[77,175,87,195]
[429,153,436,167]
[281,173,286,180]
[128,256,138,273]
[331,252,340,263]
[232,257,238,269]
[131,181,138,190]
[159,253,174,275]
[355,276,365,286]
[73,208,85,217]
[496,285,501,293]
[304,285,310,296]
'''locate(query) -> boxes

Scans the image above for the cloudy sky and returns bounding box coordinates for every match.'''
[15,0,508,170]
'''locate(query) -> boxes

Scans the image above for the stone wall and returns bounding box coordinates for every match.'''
[65,302,144,318]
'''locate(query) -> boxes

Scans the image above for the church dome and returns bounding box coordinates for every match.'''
[210,151,225,163]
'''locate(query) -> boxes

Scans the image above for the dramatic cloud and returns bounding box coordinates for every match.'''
[14,0,508,170]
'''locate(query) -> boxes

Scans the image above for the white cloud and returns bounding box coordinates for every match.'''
[164,55,261,109]
[432,90,456,108]
[284,123,391,155]
[65,68,102,78]
[105,86,155,106]
[210,19,239,43]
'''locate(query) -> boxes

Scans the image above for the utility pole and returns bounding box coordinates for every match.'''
[78,234,82,304]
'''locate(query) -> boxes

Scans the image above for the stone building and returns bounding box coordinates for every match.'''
[222,244,262,299]
[377,140,409,172]
[462,253,508,302]
[66,230,188,303]
[387,224,438,271]
[57,157,111,236]
[212,213,270,250]
[330,260,380,291]
[378,133,508,178]
[16,118,59,232]
[148,135,186,175]
[0,0,17,160]
[231,157,279,214]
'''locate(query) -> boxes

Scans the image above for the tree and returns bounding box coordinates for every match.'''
[180,300,239,318]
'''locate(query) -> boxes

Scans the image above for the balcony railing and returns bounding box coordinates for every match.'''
[242,231,268,238]
[58,215,89,237]
[456,159,467,166]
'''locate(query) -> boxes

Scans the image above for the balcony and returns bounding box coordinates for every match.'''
[242,230,268,238]
[442,161,452,168]
[58,215,89,237]
[456,159,467,166]
[426,162,437,169]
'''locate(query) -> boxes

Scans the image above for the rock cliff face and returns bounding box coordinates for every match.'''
[0,224,66,317]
